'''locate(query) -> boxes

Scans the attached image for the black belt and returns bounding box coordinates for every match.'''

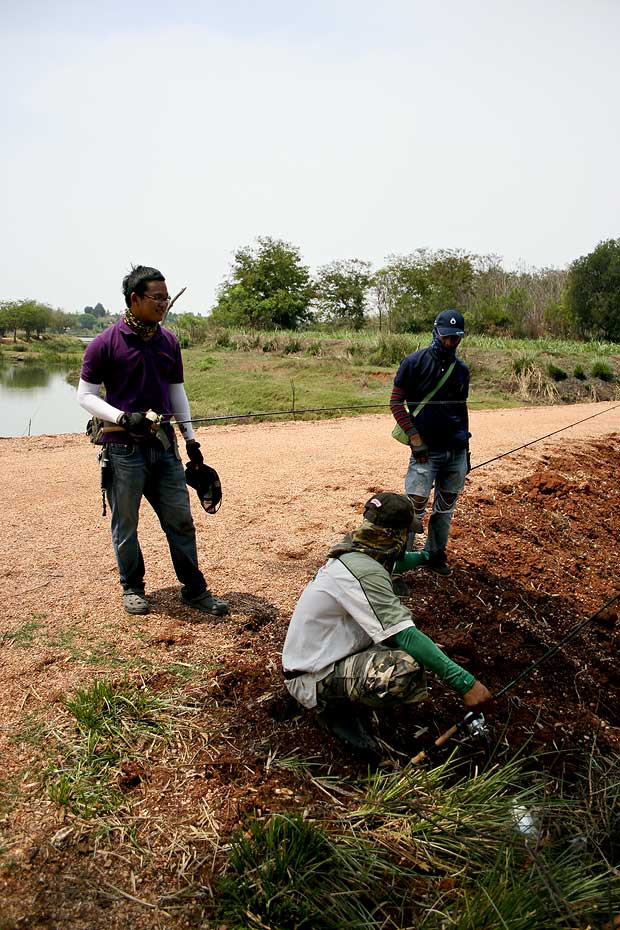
[283,669,305,680]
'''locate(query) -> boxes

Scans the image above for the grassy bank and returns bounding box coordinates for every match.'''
[5,330,620,423]
[212,752,620,930]
[0,334,85,368]
[180,329,620,422]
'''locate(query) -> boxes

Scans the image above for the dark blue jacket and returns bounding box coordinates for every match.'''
[393,345,469,451]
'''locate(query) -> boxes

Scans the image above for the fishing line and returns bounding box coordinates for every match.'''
[470,401,620,472]
[169,400,620,470]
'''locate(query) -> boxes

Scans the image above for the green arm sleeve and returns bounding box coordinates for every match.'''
[393,626,475,696]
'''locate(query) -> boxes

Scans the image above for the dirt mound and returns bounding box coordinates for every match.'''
[221,436,620,775]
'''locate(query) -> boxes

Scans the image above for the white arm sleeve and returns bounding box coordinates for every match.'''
[77,379,124,423]
[169,382,194,441]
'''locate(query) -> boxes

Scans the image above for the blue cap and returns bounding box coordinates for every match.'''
[434,309,465,337]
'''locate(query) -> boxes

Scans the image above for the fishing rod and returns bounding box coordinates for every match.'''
[493,590,620,701]
[168,400,620,446]
[168,402,390,425]
[161,286,187,325]
[412,590,620,764]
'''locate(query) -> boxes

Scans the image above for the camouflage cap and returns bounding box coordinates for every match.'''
[363,492,414,530]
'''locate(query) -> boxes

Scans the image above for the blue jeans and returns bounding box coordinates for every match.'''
[106,444,206,598]
[404,448,467,556]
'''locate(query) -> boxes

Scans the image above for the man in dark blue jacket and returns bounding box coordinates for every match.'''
[390,310,469,577]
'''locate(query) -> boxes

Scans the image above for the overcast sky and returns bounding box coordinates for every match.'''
[1,0,619,315]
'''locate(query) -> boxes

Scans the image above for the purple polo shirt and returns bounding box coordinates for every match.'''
[81,319,184,442]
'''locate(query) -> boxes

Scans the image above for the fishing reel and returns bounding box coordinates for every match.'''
[144,410,170,449]
[462,711,492,746]
[144,409,163,431]
[412,709,492,764]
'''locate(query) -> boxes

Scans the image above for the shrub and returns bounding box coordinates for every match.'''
[366,334,419,367]
[574,364,587,381]
[547,363,568,382]
[511,360,559,402]
[214,330,232,348]
[591,360,615,382]
[512,354,536,376]
[282,337,302,355]
[214,813,383,930]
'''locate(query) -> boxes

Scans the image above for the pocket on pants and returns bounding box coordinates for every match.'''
[108,443,135,458]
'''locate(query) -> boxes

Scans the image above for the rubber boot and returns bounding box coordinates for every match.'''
[316,701,377,753]
[426,549,452,577]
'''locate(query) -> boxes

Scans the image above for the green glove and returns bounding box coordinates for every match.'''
[393,550,429,574]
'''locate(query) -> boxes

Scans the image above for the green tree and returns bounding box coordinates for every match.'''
[372,256,430,333]
[21,301,52,339]
[211,237,312,330]
[92,302,107,317]
[80,312,97,330]
[0,301,22,342]
[543,299,575,337]
[0,300,52,340]
[313,259,372,330]
[373,249,474,332]
[175,312,209,345]
[566,239,620,340]
[50,309,79,333]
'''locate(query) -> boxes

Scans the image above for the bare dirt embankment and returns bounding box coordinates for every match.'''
[0,400,619,929]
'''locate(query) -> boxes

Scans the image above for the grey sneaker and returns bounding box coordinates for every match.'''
[123,592,149,615]
[181,590,229,616]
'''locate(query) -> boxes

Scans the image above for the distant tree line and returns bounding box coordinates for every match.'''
[3,238,620,343]
[208,236,620,341]
[0,301,112,341]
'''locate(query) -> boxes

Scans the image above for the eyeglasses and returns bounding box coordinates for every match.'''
[143,294,171,306]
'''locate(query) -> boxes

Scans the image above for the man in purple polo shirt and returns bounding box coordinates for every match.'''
[77,264,228,618]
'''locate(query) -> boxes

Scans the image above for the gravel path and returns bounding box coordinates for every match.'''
[1,400,619,636]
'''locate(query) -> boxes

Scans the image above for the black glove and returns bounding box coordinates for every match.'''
[119,412,151,436]
[185,440,204,467]
[410,440,429,463]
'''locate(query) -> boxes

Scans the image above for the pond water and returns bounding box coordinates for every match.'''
[0,365,90,437]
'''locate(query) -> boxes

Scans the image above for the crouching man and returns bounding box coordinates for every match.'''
[282,492,490,752]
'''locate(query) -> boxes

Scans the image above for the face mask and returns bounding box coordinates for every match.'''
[431,327,457,361]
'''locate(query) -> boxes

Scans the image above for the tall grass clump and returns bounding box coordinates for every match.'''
[350,755,620,929]
[211,754,620,930]
[213,813,388,930]
[511,357,559,402]
[591,360,615,382]
[547,362,568,382]
[363,334,422,367]
[47,678,173,817]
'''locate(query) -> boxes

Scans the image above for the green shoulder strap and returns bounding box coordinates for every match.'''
[391,361,456,445]
[411,361,456,416]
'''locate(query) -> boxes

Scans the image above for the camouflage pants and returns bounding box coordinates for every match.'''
[316,644,428,709]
